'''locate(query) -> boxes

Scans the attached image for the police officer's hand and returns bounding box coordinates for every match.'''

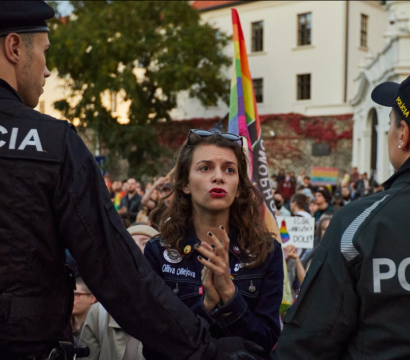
[204,336,265,360]
[201,265,220,310]
[196,226,236,304]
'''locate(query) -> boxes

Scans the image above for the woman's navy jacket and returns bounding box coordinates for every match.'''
[144,224,284,358]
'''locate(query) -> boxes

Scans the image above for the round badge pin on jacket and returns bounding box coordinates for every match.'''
[164,249,182,264]
[184,245,192,255]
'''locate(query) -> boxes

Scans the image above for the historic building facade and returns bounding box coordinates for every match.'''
[351,1,410,183]
[36,1,396,179]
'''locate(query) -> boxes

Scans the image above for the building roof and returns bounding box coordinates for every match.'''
[191,1,251,12]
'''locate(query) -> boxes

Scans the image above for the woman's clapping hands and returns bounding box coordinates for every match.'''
[195,226,236,310]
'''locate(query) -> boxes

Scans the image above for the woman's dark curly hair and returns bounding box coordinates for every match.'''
[151,132,275,268]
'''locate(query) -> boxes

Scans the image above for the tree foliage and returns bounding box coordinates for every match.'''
[46,1,230,177]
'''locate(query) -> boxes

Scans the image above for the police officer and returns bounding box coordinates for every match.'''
[0,2,264,359]
[274,75,410,359]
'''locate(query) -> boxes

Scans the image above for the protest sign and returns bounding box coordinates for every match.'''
[278,216,315,249]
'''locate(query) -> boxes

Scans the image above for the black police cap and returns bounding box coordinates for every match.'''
[371,75,410,122]
[0,1,55,37]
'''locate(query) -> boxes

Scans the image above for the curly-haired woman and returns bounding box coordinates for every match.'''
[144,130,284,359]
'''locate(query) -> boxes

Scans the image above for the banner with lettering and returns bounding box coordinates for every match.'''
[278,216,315,249]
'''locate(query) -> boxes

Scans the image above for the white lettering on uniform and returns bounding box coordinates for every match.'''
[18,129,43,151]
[373,258,396,293]
[398,258,410,291]
[0,126,7,148]
[9,128,18,149]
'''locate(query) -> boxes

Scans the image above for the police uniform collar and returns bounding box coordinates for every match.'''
[384,156,410,190]
[0,78,24,105]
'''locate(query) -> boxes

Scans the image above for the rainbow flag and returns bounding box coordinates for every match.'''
[311,167,339,186]
[228,8,276,219]
[229,9,292,313]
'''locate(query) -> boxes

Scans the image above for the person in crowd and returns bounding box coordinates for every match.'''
[285,194,312,297]
[159,182,173,200]
[145,130,284,359]
[274,192,291,217]
[350,167,359,183]
[277,168,286,183]
[287,214,333,285]
[290,194,311,218]
[296,171,306,187]
[289,171,297,185]
[341,170,351,186]
[349,181,357,199]
[80,225,160,360]
[141,176,169,215]
[313,187,332,222]
[136,181,145,197]
[332,190,344,211]
[72,277,97,344]
[308,198,318,216]
[278,174,295,205]
[103,174,111,189]
[341,186,352,205]
[301,187,314,202]
[270,174,278,190]
[118,178,143,226]
[302,175,315,192]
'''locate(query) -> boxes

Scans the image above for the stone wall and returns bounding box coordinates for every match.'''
[260,113,353,177]
[155,113,353,179]
[76,113,353,181]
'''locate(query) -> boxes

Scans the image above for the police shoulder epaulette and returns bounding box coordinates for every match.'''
[0,110,70,163]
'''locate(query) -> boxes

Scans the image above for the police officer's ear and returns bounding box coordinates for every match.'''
[182,182,191,195]
[398,120,410,151]
[2,33,25,64]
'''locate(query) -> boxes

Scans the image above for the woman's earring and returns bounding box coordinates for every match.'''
[399,145,402,149]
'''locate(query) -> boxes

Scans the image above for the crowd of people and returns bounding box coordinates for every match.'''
[67,155,379,359]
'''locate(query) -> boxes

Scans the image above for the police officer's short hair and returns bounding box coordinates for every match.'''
[392,107,404,128]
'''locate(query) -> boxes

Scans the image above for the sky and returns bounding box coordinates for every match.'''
[57,1,74,16]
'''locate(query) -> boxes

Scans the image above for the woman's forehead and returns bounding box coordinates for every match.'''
[191,144,238,164]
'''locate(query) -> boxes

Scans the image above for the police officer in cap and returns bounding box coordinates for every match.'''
[0,2,265,359]
[274,75,410,359]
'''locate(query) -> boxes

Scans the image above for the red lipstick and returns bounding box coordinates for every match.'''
[210,188,227,198]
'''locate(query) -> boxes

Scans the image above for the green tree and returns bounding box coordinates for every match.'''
[47,1,230,177]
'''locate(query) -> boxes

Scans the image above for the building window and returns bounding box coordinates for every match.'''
[297,74,311,100]
[39,101,45,114]
[253,78,263,103]
[298,13,311,46]
[251,21,264,52]
[360,14,368,48]
[111,91,117,113]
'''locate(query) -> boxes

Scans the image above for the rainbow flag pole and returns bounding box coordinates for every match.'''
[228,9,292,313]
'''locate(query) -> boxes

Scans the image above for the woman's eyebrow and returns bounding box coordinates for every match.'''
[224,161,237,167]
[195,160,237,166]
[195,160,213,165]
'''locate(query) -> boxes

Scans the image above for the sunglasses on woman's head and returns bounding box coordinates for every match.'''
[187,129,243,146]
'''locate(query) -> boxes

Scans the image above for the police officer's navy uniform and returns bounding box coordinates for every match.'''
[274,76,410,359]
[0,78,218,359]
[144,224,284,360]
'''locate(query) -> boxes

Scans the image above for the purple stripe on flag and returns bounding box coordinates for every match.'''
[228,114,239,134]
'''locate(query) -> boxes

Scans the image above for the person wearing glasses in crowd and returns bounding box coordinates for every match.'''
[71,278,97,344]
[145,129,284,360]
